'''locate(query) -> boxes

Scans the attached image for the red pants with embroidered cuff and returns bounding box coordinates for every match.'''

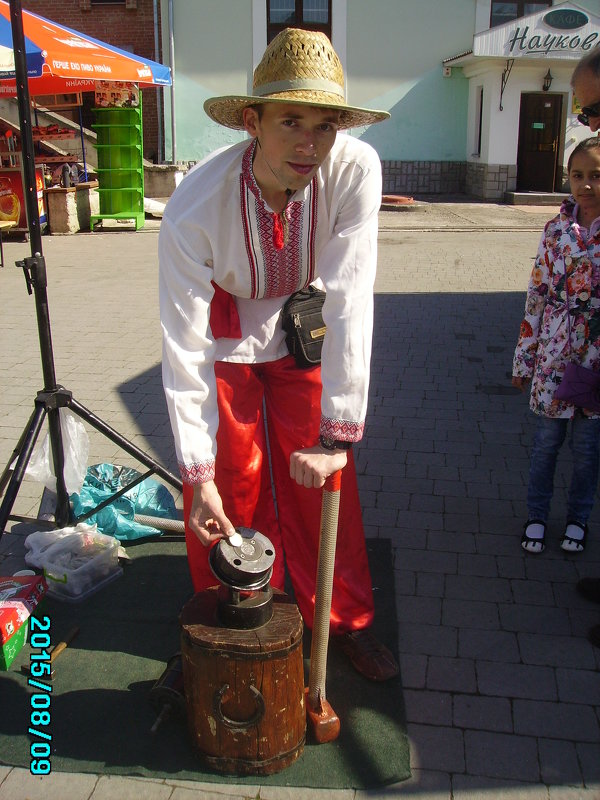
[182,355,374,636]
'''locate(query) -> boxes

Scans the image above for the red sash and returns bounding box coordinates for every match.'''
[209,281,242,339]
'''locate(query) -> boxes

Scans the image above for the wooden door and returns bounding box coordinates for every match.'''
[517,93,563,192]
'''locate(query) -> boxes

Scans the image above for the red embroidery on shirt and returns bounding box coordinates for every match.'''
[319,418,364,442]
[308,179,318,285]
[240,141,318,299]
[180,460,216,485]
[240,172,258,297]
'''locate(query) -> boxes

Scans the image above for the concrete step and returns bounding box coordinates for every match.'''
[504,190,567,205]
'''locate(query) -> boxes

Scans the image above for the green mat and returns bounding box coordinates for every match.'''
[0,537,409,789]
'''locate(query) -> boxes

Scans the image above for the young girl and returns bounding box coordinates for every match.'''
[512,136,600,554]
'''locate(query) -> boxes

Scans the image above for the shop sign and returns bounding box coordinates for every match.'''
[543,9,588,29]
[505,25,598,56]
[473,4,600,59]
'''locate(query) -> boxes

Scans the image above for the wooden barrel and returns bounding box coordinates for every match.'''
[180,587,305,775]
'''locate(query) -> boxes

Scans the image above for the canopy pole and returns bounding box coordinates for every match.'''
[7,0,71,528]
[10,0,42,250]
[153,0,163,162]
[78,105,87,181]
[168,0,176,164]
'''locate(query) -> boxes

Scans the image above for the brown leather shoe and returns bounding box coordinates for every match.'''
[335,629,399,682]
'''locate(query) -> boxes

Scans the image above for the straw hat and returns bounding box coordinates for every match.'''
[204,28,389,130]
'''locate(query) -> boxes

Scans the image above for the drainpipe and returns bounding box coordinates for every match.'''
[153,0,163,162]
[168,0,176,164]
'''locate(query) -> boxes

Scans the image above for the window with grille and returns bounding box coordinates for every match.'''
[267,0,331,42]
[490,1,551,28]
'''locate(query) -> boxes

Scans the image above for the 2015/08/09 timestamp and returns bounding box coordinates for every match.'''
[27,616,52,774]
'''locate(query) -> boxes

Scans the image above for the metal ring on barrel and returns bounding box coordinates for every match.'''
[213,683,266,730]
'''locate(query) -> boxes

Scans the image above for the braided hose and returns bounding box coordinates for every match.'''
[307,470,342,709]
[133,514,185,533]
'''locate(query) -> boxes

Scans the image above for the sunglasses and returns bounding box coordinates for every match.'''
[578,101,600,126]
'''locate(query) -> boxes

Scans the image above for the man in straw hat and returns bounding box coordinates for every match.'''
[159,28,398,681]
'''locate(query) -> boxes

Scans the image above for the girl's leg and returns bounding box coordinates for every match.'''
[526,415,567,521]
[562,413,600,551]
[522,415,567,552]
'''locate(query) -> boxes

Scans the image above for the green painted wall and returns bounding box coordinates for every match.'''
[346,0,473,160]
[162,0,474,164]
[162,0,251,162]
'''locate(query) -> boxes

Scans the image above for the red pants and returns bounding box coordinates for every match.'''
[182,355,374,635]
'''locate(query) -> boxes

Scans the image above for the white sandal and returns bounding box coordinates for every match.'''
[560,521,587,553]
[521,520,546,554]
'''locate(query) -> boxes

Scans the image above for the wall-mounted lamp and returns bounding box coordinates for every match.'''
[543,69,553,92]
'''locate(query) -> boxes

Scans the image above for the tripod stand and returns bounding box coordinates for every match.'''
[0,0,182,540]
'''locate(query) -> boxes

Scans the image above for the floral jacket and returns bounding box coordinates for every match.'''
[512,196,600,418]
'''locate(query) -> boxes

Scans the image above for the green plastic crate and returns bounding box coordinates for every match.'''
[95,169,142,190]
[92,101,144,230]
[93,124,141,147]
[97,187,143,215]
[96,145,142,171]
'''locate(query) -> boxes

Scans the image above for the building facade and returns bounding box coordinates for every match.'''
[445,2,600,199]
[159,0,600,199]
[23,2,599,197]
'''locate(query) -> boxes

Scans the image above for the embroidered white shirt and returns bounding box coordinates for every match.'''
[159,133,382,484]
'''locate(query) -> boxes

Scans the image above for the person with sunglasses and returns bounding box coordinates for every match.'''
[572,50,600,132]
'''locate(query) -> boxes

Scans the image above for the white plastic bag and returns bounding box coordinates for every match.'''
[24,523,122,601]
[23,524,92,569]
[24,408,89,495]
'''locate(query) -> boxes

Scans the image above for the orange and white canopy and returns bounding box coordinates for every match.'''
[0,1,171,97]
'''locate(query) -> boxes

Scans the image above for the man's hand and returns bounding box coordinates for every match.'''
[290,445,348,489]
[511,375,530,392]
[188,480,236,546]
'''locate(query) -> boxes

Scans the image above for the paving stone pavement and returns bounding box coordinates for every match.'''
[0,199,599,799]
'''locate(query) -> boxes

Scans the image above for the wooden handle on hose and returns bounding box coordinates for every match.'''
[306,468,342,742]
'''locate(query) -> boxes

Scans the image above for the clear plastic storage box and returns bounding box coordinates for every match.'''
[25,525,122,602]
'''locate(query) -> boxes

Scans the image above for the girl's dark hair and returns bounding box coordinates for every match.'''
[568,136,600,172]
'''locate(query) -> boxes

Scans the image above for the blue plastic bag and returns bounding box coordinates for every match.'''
[70,463,177,541]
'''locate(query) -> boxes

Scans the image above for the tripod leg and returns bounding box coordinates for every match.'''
[69,397,183,493]
[0,407,39,496]
[46,406,72,528]
[0,402,47,534]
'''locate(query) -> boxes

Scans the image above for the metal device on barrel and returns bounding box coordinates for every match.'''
[208,527,275,628]
[180,528,306,776]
